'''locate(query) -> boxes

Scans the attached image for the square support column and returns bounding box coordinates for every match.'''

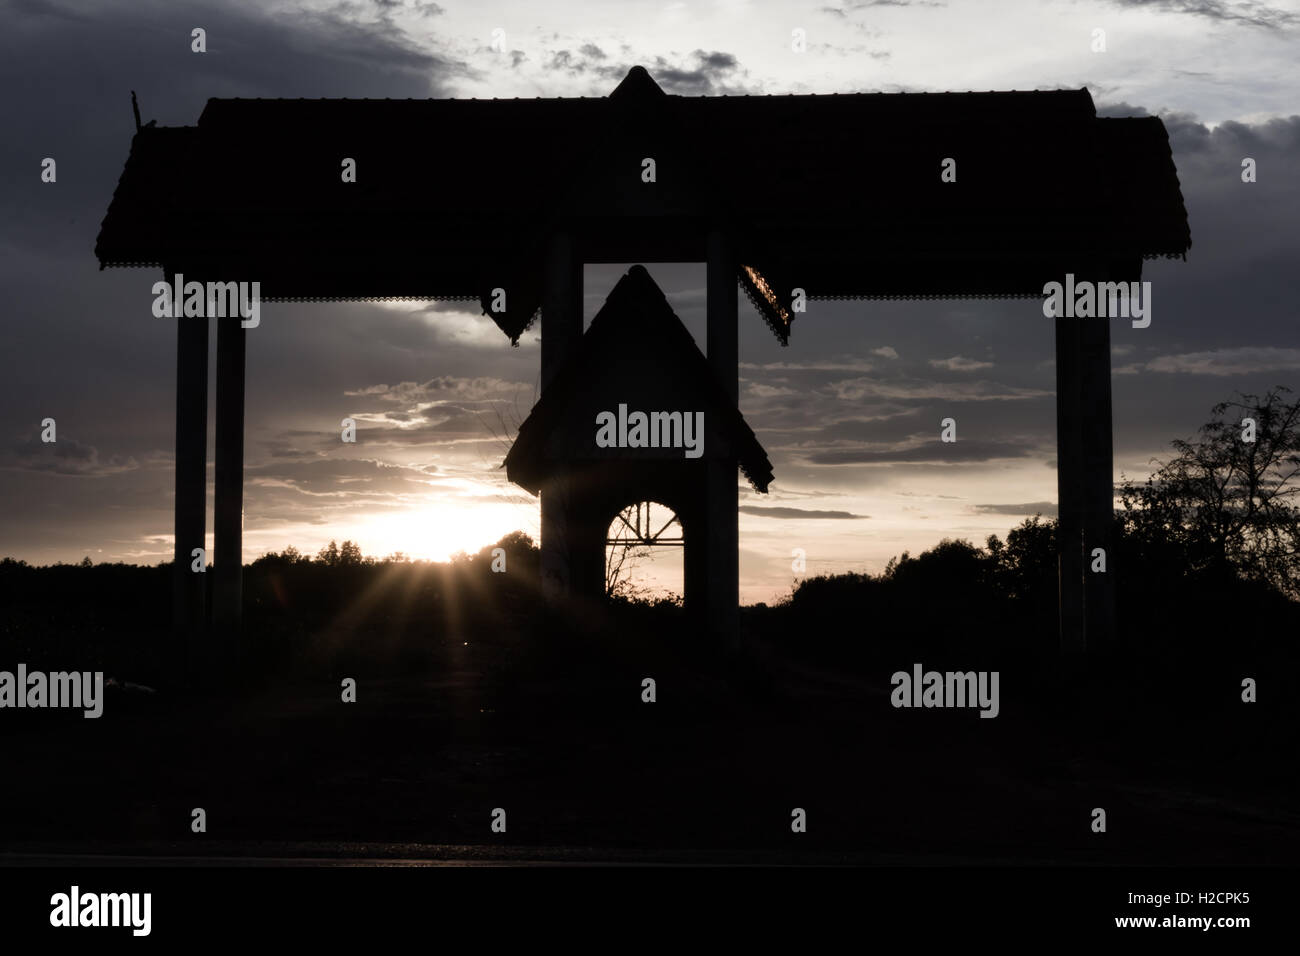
[539,233,583,603]
[213,315,246,634]
[1080,267,1122,653]
[173,308,208,664]
[1055,310,1085,654]
[706,229,740,647]
[1055,265,1121,654]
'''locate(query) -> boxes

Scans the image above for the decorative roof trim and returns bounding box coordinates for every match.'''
[740,266,791,347]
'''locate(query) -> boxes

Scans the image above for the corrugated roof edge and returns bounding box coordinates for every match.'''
[195,87,1095,109]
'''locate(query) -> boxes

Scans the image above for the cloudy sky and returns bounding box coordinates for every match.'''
[2,0,1297,602]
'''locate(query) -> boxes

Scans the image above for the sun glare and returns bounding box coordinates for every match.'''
[350,500,537,562]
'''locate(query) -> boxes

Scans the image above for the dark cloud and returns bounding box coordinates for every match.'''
[1098,105,1300,160]
[695,51,738,71]
[647,50,750,94]
[548,49,578,71]
[739,506,868,519]
[542,46,755,95]
[374,0,444,12]
[970,502,1059,517]
[823,0,947,10]
[803,439,1040,465]
[3,435,139,476]
[1117,347,1300,376]
[1109,0,1299,29]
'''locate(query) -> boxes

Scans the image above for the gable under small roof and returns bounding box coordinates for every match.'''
[505,265,774,495]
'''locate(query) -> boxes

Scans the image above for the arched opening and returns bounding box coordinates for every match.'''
[605,500,684,603]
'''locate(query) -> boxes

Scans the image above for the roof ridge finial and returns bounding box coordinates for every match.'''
[610,65,666,100]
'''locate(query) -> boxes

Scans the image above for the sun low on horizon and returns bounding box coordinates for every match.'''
[243,494,540,565]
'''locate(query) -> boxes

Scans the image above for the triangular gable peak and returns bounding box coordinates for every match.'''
[609,65,668,101]
[505,266,774,494]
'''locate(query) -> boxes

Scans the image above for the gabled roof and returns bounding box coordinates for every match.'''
[94,67,1191,342]
[504,265,774,494]
[95,125,200,269]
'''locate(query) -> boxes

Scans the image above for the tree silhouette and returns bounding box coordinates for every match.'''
[1120,386,1300,599]
[316,540,339,566]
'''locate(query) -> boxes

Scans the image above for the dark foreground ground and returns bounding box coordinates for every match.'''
[1,587,1295,867]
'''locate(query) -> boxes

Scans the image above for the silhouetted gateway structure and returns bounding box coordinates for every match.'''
[95,66,1190,654]
[506,265,772,615]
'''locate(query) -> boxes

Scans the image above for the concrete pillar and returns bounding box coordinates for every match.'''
[212,315,246,632]
[539,233,582,603]
[172,304,208,661]
[706,229,739,646]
